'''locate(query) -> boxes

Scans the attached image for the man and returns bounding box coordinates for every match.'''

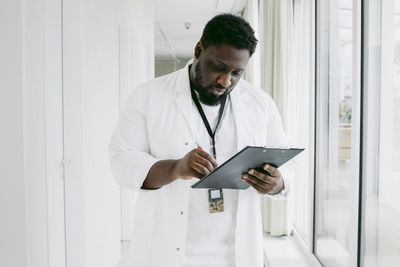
[109,14,292,267]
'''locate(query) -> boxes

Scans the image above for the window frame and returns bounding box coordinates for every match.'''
[313,0,363,266]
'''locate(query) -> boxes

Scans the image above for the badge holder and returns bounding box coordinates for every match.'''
[208,189,224,213]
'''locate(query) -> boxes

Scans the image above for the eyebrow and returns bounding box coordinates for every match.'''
[212,59,244,71]
[212,59,227,67]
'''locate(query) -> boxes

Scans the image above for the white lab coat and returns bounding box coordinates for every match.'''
[109,62,292,267]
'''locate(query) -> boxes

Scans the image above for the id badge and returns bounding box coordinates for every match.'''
[208,189,224,213]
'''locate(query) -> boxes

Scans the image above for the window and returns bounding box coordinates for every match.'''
[290,1,400,266]
[314,0,361,266]
[362,0,400,266]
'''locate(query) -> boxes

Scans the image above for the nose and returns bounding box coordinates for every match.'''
[217,73,232,88]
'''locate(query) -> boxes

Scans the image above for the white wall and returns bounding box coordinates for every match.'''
[118,0,155,101]
[1,0,66,266]
[0,1,28,266]
[117,0,155,241]
[0,0,155,266]
[24,0,66,266]
[63,0,122,266]
[63,0,155,265]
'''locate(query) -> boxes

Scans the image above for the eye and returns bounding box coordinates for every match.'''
[232,70,243,76]
[214,65,225,71]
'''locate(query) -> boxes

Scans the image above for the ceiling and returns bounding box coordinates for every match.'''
[154,0,246,59]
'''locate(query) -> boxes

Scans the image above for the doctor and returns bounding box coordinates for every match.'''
[109,14,292,267]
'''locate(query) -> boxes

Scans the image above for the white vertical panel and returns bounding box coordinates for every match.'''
[22,0,63,265]
[1,0,65,266]
[44,0,66,265]
[63,0,156,265]
[23,0,49,265]
[63,0,122,266]
[360,1,382,266]
[118,25,136,241]
[118,0,155,242]
[0,0,28,266]
[82,0,121,266]
[291,0,315,250]
[379,0,395,209]
[63,0,86,265]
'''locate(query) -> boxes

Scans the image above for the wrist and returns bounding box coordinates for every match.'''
[269,176,284,194]
[171,159,181,180]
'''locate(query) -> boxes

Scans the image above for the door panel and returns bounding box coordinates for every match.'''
[63,0,122,266]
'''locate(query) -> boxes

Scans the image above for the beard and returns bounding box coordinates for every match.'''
[192,63,231,106]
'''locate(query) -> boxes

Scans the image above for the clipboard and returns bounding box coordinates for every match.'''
[191,146,304,190]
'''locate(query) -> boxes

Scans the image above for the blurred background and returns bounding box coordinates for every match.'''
[1,0,399,266]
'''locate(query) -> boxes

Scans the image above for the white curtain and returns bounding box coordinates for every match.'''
[243,0,261,87]
[258,0,295,236]
[290,0,315,241]
[262,0,293,130]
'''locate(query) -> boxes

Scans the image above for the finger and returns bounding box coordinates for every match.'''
[192,169,204,179]
[194,156,217,172]
[194,154,216,172]
[192,162,211,176]
[247,169,274,185]
[196,149,218,168]
[188,168,203,179]
[263,164,279,177]
[243,176,269,194]
[242,174,270,190]
[197,150,218,168]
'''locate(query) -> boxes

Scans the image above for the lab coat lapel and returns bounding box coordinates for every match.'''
[174,66,196,141]
[231,85,263,267]
[230,86,250,150]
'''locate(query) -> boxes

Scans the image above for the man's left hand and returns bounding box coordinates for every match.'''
[242,164,284,194]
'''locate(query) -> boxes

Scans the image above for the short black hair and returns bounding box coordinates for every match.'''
[200,13,258,56]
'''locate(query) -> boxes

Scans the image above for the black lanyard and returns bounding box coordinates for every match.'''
[190,87,227,160]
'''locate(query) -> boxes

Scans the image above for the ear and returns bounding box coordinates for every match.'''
[194,42,203,59]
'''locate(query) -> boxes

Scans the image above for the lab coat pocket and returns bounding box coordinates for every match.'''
[136,187,160,213]
[132,189,159,234]
[128,188,161,261]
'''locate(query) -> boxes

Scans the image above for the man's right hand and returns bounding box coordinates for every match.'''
[142,148,218,189]
[174,148,218,180]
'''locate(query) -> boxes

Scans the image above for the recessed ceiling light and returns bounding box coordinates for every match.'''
[184,22,191,30]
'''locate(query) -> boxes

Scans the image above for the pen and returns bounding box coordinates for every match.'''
[195,142,203,150]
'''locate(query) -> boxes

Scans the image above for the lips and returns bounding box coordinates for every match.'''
[211,88,226,96]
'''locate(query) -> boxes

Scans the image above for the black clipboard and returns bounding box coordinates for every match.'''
[191,146,304,190]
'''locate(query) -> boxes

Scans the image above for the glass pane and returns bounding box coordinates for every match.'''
[362,1,400,266]
[377,1,400,266]
[315,0,358,266]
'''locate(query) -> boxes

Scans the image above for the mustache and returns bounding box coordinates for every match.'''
[207,84,230,91]
[210,86,234,95]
